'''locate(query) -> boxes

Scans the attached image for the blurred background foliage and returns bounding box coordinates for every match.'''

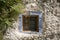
[0,0,24,40]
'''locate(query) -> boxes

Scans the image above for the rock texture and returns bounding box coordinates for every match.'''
[42,0,60,40]
[3,0,60,40]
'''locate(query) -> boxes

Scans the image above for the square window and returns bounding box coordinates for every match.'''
[22,15,39,32]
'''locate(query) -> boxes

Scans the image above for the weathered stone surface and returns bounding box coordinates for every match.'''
[3,0,60,40]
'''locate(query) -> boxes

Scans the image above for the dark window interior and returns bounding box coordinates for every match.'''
[23,15,39,32]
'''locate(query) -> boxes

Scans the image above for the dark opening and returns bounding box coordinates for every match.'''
[57,0,60,2]
[23,15,39,32]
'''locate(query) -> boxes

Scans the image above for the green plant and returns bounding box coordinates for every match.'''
[0,0,23,35]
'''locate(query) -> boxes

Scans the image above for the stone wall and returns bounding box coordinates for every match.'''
[42,0,60,40]
[3,0,60,40]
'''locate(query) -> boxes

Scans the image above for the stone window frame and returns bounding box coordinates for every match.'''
[19,11,42,33]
